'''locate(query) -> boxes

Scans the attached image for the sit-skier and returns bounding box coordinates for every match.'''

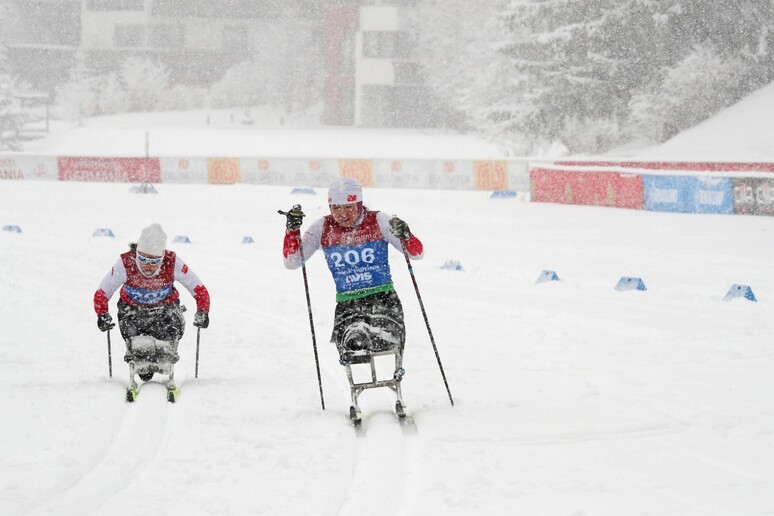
[282,177,424,423]
[93,223,210,401]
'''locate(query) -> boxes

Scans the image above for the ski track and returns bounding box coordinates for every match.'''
[333,413,420,516]
[322,353,421,516]
[24,383,174,516]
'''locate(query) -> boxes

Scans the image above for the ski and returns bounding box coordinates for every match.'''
[395,401,418,435]
[126,385,140,402]
[124,383,179,403]
[347,402,416,435]
[166,384,179,403]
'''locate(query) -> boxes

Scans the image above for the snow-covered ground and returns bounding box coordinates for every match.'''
[19,108,507,159]
[631,81,774,162]
[2,88,774,515]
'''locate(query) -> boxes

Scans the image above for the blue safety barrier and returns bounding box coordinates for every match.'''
[242,236,255,244]
[129,183,158,194]
[490,190,518,199]
[2,225,22,233]
[723,284,757,302]
[291,187,316,195]
[441,260,465,272]
[536,270,560,284]
[173,235,192,244]
[92,228,115,237]
[615,277,647,291]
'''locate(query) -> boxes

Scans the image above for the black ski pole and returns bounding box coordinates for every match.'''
[278,209,325,410]
[107,329,113,378]
[195,327,201,378]
[400,244,454,406]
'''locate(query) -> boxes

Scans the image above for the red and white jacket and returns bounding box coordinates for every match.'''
[283,209,423,301]
[93,250,210,315]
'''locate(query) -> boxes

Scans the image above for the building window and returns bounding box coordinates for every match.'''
[87,0,145,11]
[152,0,273,18]
[394,61,422,84]
[114,25,145,47]
[149,24,185,49]
[222,26,249,53]
[362,31,412,59]
[361,84,395,127]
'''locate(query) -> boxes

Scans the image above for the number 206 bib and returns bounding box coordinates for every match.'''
[324,239,392,294]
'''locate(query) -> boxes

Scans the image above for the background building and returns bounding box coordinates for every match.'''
[1,0,437,128]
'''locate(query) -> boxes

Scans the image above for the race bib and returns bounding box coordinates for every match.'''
[324,240,391,293]
[123,284,173,305]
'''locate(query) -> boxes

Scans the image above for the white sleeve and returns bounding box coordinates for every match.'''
[174,256,204,297]
[284,217,324,269]
[97,257,128,300]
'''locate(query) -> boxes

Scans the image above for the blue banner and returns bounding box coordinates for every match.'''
[643,176,733,214]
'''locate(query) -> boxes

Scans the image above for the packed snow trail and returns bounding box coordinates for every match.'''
[26,383,174,516]
[332,394,421,516]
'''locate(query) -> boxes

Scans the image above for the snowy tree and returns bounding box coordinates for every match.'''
[95,72,129,115]
[53,52,98,123]
[489,0,681,152]
[209,24,323,116]
[627,45,753,142]
[208,61,269,109]
[416,0,774,153]
[120,58,171,112]
[413,0,508,131]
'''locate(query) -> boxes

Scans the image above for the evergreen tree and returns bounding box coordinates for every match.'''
[416,0,774,153]
[120,57,171,112]
[414,0,508,130]
[53,52,98,123]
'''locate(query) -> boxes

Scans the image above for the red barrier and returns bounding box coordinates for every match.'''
[531,168,644,209]
[58,157,161,183]
[554,160,774,173]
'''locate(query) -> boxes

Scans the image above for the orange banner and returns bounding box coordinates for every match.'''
[473,161,508,191]
[339,159,373,187]
[207,158,241,184]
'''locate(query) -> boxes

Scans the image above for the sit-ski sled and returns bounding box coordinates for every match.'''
[125,335,180,403]
[342,345,408,426]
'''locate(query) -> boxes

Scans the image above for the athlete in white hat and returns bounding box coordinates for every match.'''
[93,223,210,393]
[282,178,424,418]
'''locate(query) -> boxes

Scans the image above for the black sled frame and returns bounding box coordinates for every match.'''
[125,335,180,401]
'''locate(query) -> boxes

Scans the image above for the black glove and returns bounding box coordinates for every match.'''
[389,217,411,241]
[97,312,115,332]
[284,205,305,231]
[193,310,209,329]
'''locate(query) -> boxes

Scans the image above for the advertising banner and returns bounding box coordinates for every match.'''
[207,158,241,184]
[732,177,774,216]
[0,155,58,181]
[58,157,161,183]
[531,168,643,209]
[473,160,509,191]
[507,160,530,193]
[160,157,208,184]
[694,177,733,214]
[643,175,733,214]
[427,160,475,190]
[339,159,374,187]
[373,159,432,189]
[240,158,339,187]
[643,175,695,213]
